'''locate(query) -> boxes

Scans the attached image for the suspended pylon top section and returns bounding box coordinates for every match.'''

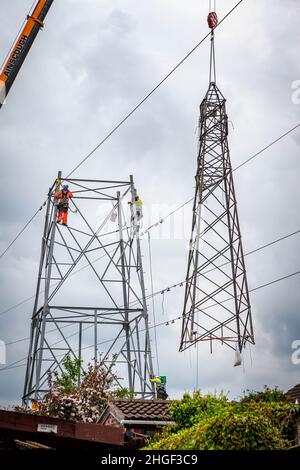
[179,77,255,355]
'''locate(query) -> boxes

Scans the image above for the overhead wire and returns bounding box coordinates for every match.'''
[0,225,133,318]
[107,267,300,341]
[0,0,37,72]
[233,122,300,172]
[156,228,300,295]
[250,270,300,293]
[0,0,299,376]
[0,202,46,261]
[2,266,300,373]
[1,226,299,343]
[140,122,300,239]
[47,231,300,354]
[2,116,299,263]
[140,198,194,237]
[0,356,28,372]
[66,0,245,178]
[0,0,245,261]
[2,226,299,350]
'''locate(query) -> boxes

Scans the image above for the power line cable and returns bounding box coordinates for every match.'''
[140,122,300,238]
[118,268,300,344]
[3,115,297,264]
[0,0,37,72]
[2,265,300,373]
[66,0,245,178]
[0,356,28,372]
[4,227,298,351]
[0,0,245,261]
[1,97,299,265]
[250,270,300,293]
[1,226,299,336]
[199,229,300,277]
[0,237,124,317]
[0,203,46,261]
[140,198,194,236]
[233,122,300,172]
[1,15,300,349]
[2,1,300,373]
[3,230,300,356]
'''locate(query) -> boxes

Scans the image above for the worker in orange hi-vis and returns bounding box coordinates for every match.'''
[53,185,74,226]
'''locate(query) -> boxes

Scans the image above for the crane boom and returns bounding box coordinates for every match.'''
[0,0,54,109]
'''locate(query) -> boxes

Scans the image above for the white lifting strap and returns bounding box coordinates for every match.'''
[234,345,242,367]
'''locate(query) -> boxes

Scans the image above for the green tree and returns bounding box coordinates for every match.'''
[52,354,82,394]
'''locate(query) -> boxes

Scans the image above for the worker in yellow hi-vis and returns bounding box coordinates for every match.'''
[129,195,143,222]
[150,375,168,400]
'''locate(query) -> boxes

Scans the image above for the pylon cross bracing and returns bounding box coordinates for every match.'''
[23,173,155,404]
[180,81,255,354]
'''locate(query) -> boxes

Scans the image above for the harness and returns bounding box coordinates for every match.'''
[58,191,70,212]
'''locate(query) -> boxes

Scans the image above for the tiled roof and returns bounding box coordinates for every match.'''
[286,383,300,403]
[103,399,172,423]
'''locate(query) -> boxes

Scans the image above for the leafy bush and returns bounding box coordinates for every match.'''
[115,387,135,399]
[169,391,228,431]
[201,412,287,450]
[240,385,290,404]
[146,412,287,450]
[144,387,298,450]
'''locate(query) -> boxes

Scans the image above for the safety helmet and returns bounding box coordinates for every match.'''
[63,185,69,191]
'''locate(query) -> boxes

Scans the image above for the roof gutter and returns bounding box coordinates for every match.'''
[120,420,174,426]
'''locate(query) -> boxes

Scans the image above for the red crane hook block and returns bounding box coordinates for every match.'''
[207,12,218,29]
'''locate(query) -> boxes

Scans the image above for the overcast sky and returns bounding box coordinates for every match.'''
[0,0,300,407]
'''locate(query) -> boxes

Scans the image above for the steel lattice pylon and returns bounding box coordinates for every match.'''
[179,79,255,353]
[23,173,155,405]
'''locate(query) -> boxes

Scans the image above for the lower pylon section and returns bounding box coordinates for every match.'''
[23,174,155,405]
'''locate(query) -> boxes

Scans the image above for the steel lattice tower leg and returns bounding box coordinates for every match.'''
[23,173,155,405]
[180,80,255,353]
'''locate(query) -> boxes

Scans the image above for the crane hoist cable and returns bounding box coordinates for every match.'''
[0,0,36,72]
[0,0,246,262]
[208,1,218,83]
[11,116,300,262]
[66,0,244,178]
